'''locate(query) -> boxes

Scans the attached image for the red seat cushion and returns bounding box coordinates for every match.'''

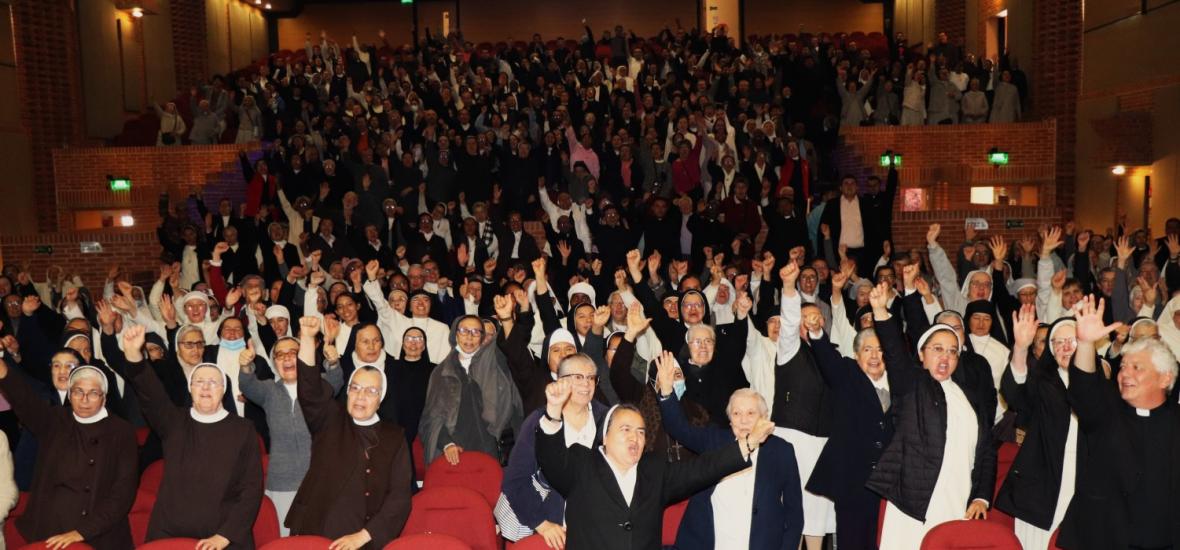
[401,486,496,550]
[137,539,202,550]
[259,535,334,550]
[919,519,1021,549]
[662,499,689,546]
[423,450,502,508]
[384,533,472,549]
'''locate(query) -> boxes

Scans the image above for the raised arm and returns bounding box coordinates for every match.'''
[776,262,803,363]
[296,316,339,434]
[121,325,183,439]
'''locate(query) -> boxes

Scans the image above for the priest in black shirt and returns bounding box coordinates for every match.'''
[1058,295,1180,550]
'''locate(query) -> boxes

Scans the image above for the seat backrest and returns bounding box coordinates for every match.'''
[140,459,165,497]
[412,436,426,482]
[384,533,472,550]
[4,492,30,548]
[1049,528,1062,549]
[129,509,152,546]
[19,543,95,550]
[919,519,1022,549]
[259,535,334,550]
[138,538,202,550]
[423,451,502,507]
[662,499,689,546]
[253,495,281,547]
[505,534,549,550]
[402,486,497,550]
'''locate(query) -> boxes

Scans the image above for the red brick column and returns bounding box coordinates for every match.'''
[11,0,86,233]
[1032,0,1083,217]
[171,0,210,89]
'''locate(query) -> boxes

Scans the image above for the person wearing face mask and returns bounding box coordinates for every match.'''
[657,355,804,550]
[286,316,412,550]
[121,325,264,550]
[868,282,997,549]
[419,315,523,466]
[496,354,609,546]
[536,375,774,549]
[0,358,136,550]
[996,308,1083,550]
[238,335,344,536]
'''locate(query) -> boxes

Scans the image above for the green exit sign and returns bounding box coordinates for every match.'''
[108,177,132,191]
[987,149,1009,166]
[401,0,412,4]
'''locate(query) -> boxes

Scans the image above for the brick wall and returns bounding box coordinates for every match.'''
[11,0,87,233]
[835,121,1064,252]
[52,145,246,232]
[1032,0,1082,217]
[171,0,209,89]
[0,232,166,293]
[936,0,966,46]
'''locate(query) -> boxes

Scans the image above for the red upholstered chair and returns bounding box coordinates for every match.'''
[137,538,202,550]
[253,495,281,547]
[259,535,334,550]
[18,543,95,550]
[423,451,503,508]
[1049,528,1063,549]
[140,460,165,498]
[412,436,426,482]
[384,533,472,549]
[4,492,30,548]
[505,534,549,550]
[401,486,497,550]
[129,509,152,546]
[919,520,1021,549]
[662,499,689,546]
[135,427,150,446]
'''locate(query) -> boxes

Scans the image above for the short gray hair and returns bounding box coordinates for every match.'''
[556,353,596,377]
[853,328,878,353]
[686,323,715,342]
[1122,338,1179,391]
[726,388,769,418]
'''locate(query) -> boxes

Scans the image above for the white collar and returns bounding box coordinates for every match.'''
[190,408,230,423]
[351,351,385,371]
[74,408,109,424]
[353,414,380,426]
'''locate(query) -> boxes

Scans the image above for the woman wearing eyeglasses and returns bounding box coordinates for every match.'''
[419,314,523,467]
[497,353,609,547]
[286,316,412,550]
[121,325,264,550]
[0,358,137,550]
[389,326,435,446]
[238,334,344,536]
[866,282,997,549]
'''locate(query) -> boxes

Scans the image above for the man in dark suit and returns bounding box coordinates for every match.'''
[820,167,897,277]
[307,218,353,267]
[496,211,541,267]
[536,367,775,550]
[356,224,398,269]
[1057,297,1180,550]
[405,212,449,266]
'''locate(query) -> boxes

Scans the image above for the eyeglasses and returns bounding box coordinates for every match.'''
[273,350,299,361]
[561,373,599,384]
[456,328,484,337]
[190,379,224,390]
[922,345,960,358]
[1051,337,1077,349]
[52,362,78,370]
[404,335,425,343]
[688,338,716,347]
[70,388,105,401]
[347,384,381,397]
[682,302,704,311]
[179,341,206,349]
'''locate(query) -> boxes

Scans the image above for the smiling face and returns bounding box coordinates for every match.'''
[560,357,598,408]
[51,352,78,392]
[686,325,715,365]
[183,298,208,323]
[410,294,431,318]
[189,365,226,415]
[681,293,705,325]
[727,393,764,439]
[1118,349,1173,408]
[604,408,646,469]
[967,272,992,300]
[547,342,577,373]
[856,333,884,380]
[273,339,300,382]
[1050,324,1077,369]
[919,330,960,381]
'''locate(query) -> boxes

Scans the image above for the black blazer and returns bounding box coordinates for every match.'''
[806,335,906,501]
[1057,364,1180,550]
[535,423,751,550]
[865,314,997,522]
[994,358,1077,529]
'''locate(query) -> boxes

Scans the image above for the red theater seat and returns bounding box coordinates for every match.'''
[919,520,1021,549]
[4,492,30,548]
[505,534,549,550]
[423,450,503,508]
[137,539,202,550]
[662,499,689,546]
[384,533,472,549]
[259,535,333,550]
[19,543,94,550]
[401,486,497,550]
[253,495,281,547]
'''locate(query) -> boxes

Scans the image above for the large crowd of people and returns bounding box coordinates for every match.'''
[0,18,1176,550]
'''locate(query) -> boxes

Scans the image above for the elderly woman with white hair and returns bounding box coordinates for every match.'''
[0,357,136,550]
[238,333,344,536]
[121,325,263,550]
[656,351,804,550]
[285,317,413,550]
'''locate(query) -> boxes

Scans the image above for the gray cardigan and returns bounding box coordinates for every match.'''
[240,365,344,491]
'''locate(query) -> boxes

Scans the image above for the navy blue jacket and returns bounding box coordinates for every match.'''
[660,394,804,550]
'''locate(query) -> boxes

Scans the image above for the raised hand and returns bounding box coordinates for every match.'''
[225,287,243,308]
[544,377,573,417]
[926,223,941,246]
[456,243,469,267]
[365,260,380,281]
[624,304,651,341]
[901,263,920,290]
[779,261,800,291]
[592,305,612,331]
[654,350,678,397]
[159,293,177,326]
[1012,303,1038,349]
[323,314,341,344]
[95,300,117,334]
[1115,236,1135,268]
[1075,295,1121,344]
[1041,225,1063,257]
[735,292,753,319]
[122,324,147,358]
[1168,234,1180,258]
[1138,275,1158,306]
[238,341,256,367]
[299,316,321,339]
[869,281,890,317]
[1051,269,1066,290]
[988,235,1008,269]
[493,294,515,320]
